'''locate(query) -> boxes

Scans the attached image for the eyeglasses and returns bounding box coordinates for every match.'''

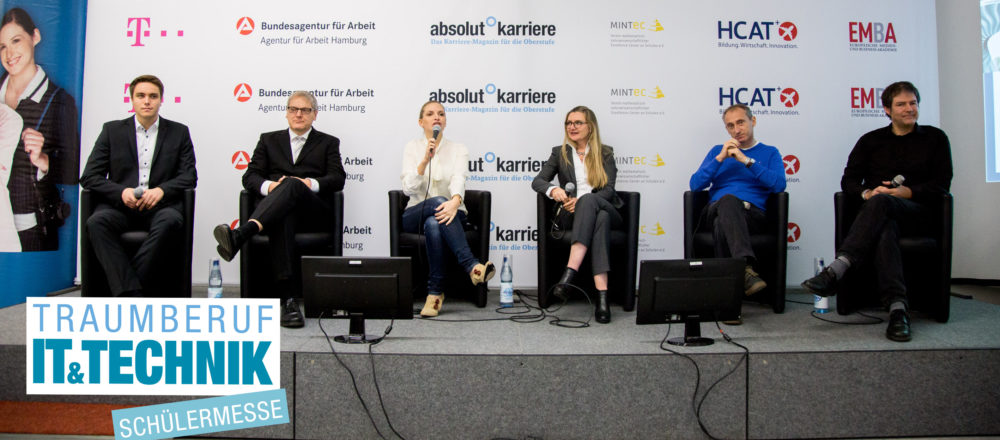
[287,106,315,115]
[565,121,586,128]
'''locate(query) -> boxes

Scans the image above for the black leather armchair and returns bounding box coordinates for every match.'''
[683,190,789,313]
[536,191,640,311]
[389,190,491,307]
[834,192,953,322]
[80,188,195,297]
[239,189,343,298]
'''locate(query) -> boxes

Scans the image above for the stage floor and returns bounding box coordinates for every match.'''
[2,286,999,439]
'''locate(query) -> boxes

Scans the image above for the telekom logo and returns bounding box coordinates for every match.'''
[237,17,255,35]
[127,17,184,46]
[787,222,801,243]
[232,151,251,170]
[234,83,253,102]
[779,88,799,107]
[783,155,800,175]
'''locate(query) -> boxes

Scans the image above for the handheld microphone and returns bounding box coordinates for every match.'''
[133,187,144,199]
[564,182,576,198]
[431,124,441,141]
[891,175,905,188]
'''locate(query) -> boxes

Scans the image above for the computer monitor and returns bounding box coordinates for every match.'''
[636,258,743,347]
[301,256,413,344]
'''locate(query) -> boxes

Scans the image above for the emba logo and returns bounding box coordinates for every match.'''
[718,20,796,41]
[237,17,255,35]
[234,83,253,102]
[849,22,896,43]
[850,87,885,109]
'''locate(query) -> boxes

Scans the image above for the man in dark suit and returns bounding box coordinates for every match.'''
[213,90,345,328]
[80,74,197,296]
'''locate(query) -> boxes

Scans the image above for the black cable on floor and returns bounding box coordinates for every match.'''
[418,285,594,328]
[368,338,407,440]
[317,312,387,440]
[810,310,883,325]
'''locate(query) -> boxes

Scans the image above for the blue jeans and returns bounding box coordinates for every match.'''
[402,196,478,295]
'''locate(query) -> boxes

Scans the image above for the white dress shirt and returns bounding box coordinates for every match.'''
[259,128,320,196]
[400,136,468,213]
[134,116,159,191]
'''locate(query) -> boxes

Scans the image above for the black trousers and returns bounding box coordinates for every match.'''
[251,180,333,295]
[568,194,623,275]
[700,194,766,262]
[838,194,928,307]
[86,203,183,295]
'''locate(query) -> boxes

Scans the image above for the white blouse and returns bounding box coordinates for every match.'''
[400,136,468,213]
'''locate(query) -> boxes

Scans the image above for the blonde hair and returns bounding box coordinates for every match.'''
[561,106,608,189]
[419,100,443,119]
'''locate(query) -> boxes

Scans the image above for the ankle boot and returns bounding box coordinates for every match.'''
[595,290,611,324]
[552,268,577,301]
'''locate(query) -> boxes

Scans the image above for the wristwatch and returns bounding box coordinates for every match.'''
[744,158,756,168]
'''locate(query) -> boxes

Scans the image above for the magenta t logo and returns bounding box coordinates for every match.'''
[127,17,151,46]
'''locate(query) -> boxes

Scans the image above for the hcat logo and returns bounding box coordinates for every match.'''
[609,19,664,32]
[849,22,897,52]
[237,17,255,35]
[641,222,665,236]
[716,20,799,49]
[777,22,797,41]
[787,222,801,243]
[234,83,253,102]
[232,151,250,170]
[126,17,185,47]
[783,155,800,175]
[610,87,664,99]
[850,87,886,117]
[778,88,799,108]
[122,83,181,111]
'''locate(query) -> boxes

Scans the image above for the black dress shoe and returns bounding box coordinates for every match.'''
[595,290,611,324]
[886,309,911,342]
[551,267,577,301]
[801,267,838,297]
[213,224,238,262]
[281,298,305,328]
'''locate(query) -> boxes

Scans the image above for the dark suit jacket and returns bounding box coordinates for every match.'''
[531,144,623,209]
[80,116,197,208]
[241,128,345,203]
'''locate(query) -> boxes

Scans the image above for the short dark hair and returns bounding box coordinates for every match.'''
[881,81,920,108]
[722,103,753,121]
[1,7,37,35]
[129,75,163,97]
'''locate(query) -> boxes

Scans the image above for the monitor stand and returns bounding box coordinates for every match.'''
[334,315,384,344]
[667,316,714,347]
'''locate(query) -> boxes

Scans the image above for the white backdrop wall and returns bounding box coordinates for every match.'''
[80,0,941,289]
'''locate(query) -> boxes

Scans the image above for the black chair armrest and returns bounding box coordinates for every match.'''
[465,190,491,259]
[388,190,407,256]
[683,190,710,258]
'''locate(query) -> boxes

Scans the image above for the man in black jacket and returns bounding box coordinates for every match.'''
[802,81,952,342]
[213,91,345,328]
[80,75,197,296]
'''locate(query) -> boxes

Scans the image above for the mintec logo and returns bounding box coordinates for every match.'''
[641,222,665,236]
[718,20,795,40]
[126,17,184,47]
[616,154,665,167]
[610,19,664,32]
[849,22,896,44]
[610,86,664,99]
[430,17,556,37]
[232,151,250,171]
[787,222,801,243]
[237,17,255,35]
[234,83,253,102]
[429,83,556,105]
[783,155,800,175]
[719,87,798,107]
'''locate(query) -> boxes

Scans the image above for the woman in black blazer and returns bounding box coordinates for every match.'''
[531,106,623,323]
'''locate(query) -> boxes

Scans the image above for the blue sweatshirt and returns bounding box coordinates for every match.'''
[689,142,786,210]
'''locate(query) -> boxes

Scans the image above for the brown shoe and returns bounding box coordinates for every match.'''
[744,266,767,296]
[469,261,496,285]
[420,294,444,317]
[722,316,743,325]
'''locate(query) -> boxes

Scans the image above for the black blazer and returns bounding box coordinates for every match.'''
[531,144,623,209]
[80,116,197,208]
[241,128,345,204]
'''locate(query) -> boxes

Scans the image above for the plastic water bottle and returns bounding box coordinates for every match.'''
[813,257,830,313]
[208,258,223,299]
[500,255,514,308]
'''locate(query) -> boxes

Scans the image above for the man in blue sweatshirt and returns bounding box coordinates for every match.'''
[690,104,787,297]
